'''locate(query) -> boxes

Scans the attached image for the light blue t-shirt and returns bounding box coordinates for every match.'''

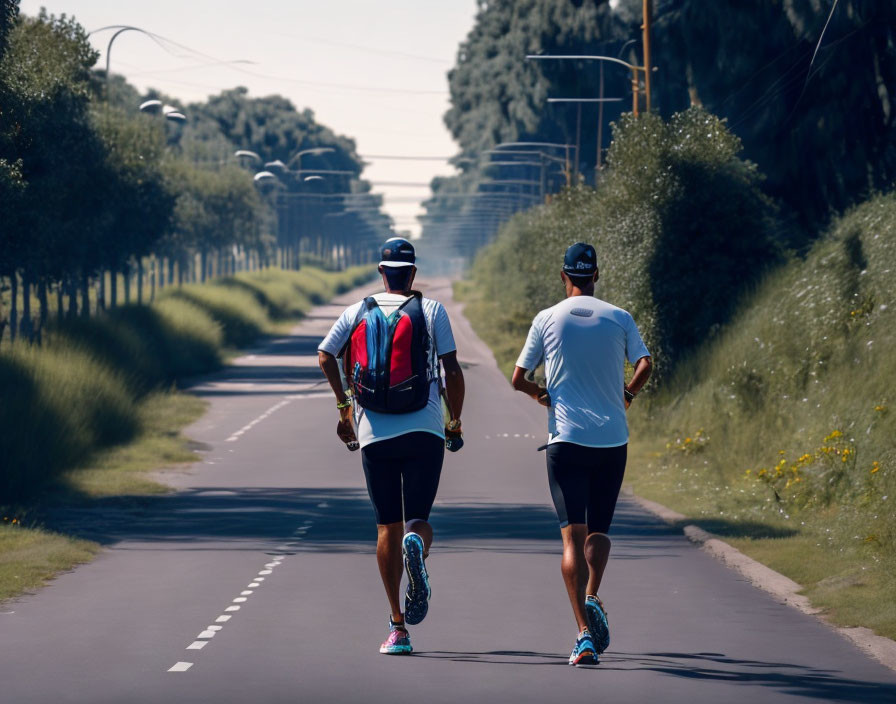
[318,293,456,449]
[516,296,650,448]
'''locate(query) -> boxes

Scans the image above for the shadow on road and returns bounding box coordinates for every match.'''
[184,333,327,397]
[599,650,896,703]
[43,487,681,556]
[414,648,896,701]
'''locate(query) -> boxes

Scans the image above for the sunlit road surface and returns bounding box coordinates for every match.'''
[1,278,895,704]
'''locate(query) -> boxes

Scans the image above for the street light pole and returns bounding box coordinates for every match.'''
[598,61,605,173]
[643,0,653,115]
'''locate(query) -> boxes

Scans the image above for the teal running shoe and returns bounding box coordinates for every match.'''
[403,532,431,625]
[585,594,610,653]
[568,629,599,667]
[379,619,412,655]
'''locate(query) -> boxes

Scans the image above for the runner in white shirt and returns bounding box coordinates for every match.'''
[318,237,465,656]
[512,242,652,667]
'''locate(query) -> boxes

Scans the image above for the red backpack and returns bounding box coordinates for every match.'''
[341,293,433,414]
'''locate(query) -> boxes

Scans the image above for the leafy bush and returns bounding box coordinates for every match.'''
[623,191,896,636]
[466,107,781,379]
[641,191,896,514]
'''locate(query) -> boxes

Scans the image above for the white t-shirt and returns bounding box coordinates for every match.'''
[318,293,457,448]
[516,295,650,448]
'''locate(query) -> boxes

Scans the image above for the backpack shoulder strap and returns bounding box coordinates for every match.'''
[337,297,378,359]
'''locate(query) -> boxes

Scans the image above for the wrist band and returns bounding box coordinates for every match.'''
[336,400,352,410]
[624,388,635,403]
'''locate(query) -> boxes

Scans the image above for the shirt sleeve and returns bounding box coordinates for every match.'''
[624,312,650,364]
[515,312,546,370]
[432,302,457,357]
[318,303,361,357]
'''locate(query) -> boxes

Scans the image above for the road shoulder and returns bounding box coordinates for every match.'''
[626,487,896,673]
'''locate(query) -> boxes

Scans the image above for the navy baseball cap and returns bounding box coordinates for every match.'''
[379,237,416,268]
[562,242,598,276]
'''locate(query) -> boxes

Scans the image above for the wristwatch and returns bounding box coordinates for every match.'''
[446,419,462,432]
[624,387,635,403]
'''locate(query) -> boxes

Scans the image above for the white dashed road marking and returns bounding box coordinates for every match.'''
[166,518,314,672]
[225,399,293,443]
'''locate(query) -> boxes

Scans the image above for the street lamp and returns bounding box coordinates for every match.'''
[253,171,278,184]
[235,150,261,164]
[526,0,655,115]
[493,141,577,186]
[546,97,622,177]
[139,99,186,122]
[287,147,336,170]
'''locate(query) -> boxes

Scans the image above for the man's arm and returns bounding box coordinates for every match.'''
[624,355,652,408]
[318,350,357,447]
[318,350,348,403]
[511,366,550,407]
[440,351,465,420]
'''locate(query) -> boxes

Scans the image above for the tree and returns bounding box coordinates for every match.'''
[445,0,627,171]
[0,9,102,336]
[91,106,174,305]
[644,0,896,234]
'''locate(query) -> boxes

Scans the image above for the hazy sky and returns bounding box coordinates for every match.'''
[19,0,478,236]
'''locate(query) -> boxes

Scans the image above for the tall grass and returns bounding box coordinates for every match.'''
[460,190,896,637]
[620,193,896,637]
[0,266,374,503]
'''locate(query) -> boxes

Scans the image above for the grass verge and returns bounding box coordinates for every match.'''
[0,265,374,602]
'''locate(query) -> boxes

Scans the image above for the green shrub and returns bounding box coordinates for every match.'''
[0,266,375,502]
[622,192,896,633]
[638,191,896,512]
[465,107,781,379]
[0,343,138,498]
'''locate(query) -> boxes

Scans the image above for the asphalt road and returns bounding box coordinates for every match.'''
[2,278,895,704]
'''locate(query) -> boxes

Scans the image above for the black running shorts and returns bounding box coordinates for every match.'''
[361,431,445,525]
[545,442,627,534]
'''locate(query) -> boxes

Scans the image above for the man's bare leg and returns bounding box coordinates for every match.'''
[405,518,432,556]
[585,532,612,596]
[560,524,590,632]
[376,522,405,623]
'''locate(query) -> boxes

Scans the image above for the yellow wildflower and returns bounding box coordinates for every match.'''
[871,462,880,474]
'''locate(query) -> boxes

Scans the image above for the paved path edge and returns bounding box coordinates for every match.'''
[624,487,896,673]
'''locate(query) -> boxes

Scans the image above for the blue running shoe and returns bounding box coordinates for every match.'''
[585,594,610,653]
[379,619,412,655]
[568,629,599,667]
[403,532,430,625]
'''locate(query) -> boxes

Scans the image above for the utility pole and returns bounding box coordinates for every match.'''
[575,102,582,180]
[642,0,653,113]
[596,61,605,176]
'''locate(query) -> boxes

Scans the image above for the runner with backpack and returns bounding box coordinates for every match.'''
[317,237,465,655]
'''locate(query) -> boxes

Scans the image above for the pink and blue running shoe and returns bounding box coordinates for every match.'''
[402,532,431,625]
[568,629,599,667]
[585,594,610,653]
[379,619,412,655]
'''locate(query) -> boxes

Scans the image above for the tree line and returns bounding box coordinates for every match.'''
[0,3,389,343]
[425,0,896,249]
